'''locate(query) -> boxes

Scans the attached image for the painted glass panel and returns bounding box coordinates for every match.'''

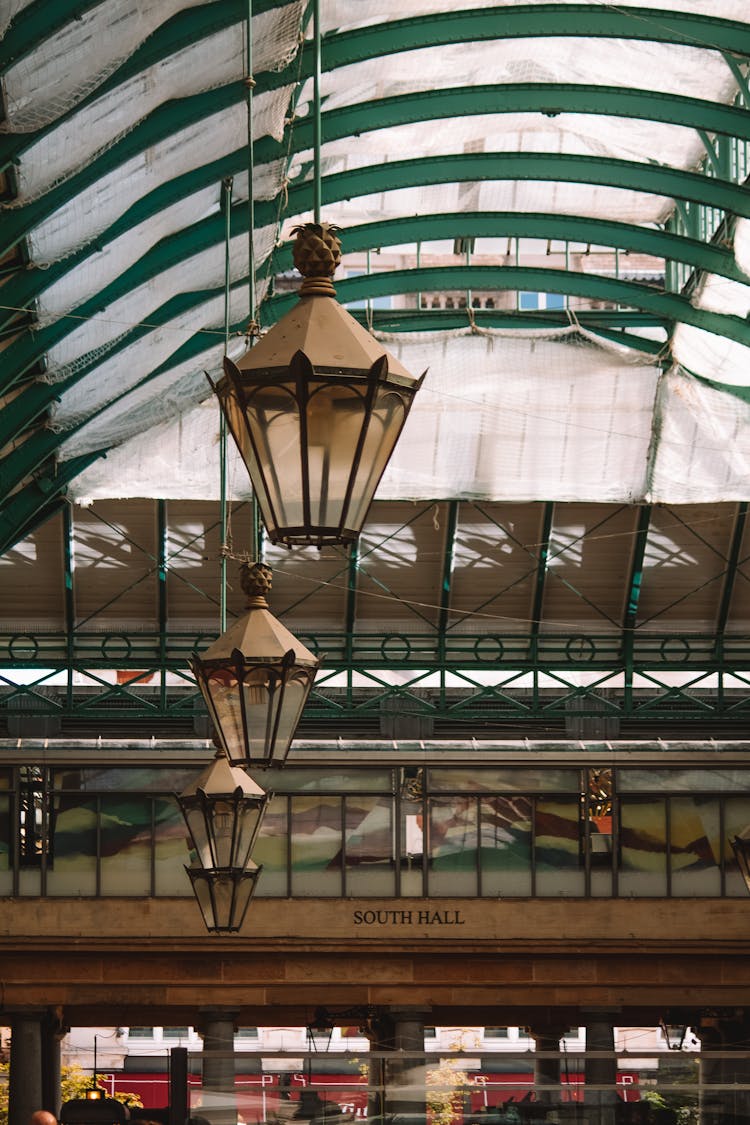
[618,769,750,793]
[154,796,191,896]
[253,795,289,897]
[290,796,342,896]
[480,795,532,896]
[619,799,667,896]
[345,795,395,896]
[535,799,585,896]
[253,768,393,793]
[430,769,580,793]
[723,797,750,897]
[100,794,152,895]
[47,793,97,895]
[670,796,721,896]
[428,796,478,896]
[54,767,200,792]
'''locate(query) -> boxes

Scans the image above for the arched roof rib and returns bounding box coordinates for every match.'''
[315,7,750,66]
[3,79,747,259]
[2,253,744,469]
[5,201,742,348]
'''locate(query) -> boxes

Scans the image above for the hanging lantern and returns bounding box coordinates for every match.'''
[189,561,319,767]
[214,222,424,547]
[186,862,262,933]
[178,749,269,870]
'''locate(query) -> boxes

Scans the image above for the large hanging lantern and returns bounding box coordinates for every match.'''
[189,561,320,767]
[178,749,269,870]
[186,862,262,933]
[215,223,424,547]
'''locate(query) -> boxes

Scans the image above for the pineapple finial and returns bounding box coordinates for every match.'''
[291,223,342,295]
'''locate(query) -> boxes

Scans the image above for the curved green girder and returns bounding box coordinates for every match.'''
[3,148,747,352]
[4,197,743,368]
[1,258,743,455]
[265,265,750,347]
[271,212,745,282]
[0,6,299,176]
[0,452,106,558]
[297,152,750,217]
[4,78,748,259]
[0,0,291,73]
[316,7,750,69]
[286,84,750,156]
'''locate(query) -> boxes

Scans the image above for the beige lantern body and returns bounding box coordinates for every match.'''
[215,224,423,547]
[189,563,320,768]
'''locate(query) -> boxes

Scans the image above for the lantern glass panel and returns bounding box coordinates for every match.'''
[346,386,408,532]
[188,867,260,933]
[200,662,313,766]
[182,794,265,870]
[306,380,366,528]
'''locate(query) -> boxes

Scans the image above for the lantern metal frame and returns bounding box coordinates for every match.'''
[213,223,423,549]
[186,862,263,934]
[189,562,320,769]
[178,749,270,871]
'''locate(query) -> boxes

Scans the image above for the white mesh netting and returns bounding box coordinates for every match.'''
[2,0,304,132]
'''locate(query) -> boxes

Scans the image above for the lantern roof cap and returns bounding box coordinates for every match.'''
[181,750,266,800]
[199,603,318,668]
[231,272,417,387]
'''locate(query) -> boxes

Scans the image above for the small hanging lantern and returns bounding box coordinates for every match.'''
[189,561,319,767]
[214,222,424,547]
[178,749,269,870]
[186,862,262,933]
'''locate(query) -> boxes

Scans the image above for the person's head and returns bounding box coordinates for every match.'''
[30,1111,58,1125]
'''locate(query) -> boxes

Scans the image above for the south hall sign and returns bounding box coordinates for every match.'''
[353,909,465,926]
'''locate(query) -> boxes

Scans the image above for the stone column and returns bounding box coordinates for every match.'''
[198,1007,239,1125]
[41,1008,67,1118]
[584,1017,618,1125]
[528,1024,568,1105]
[8,1012,44,1125]
[382,1007,430,1121]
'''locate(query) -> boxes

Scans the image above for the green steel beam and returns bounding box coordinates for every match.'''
[0,84,251,258]
[715,502,749,641]
[0,258,693,456]
[5,80,749,260]
[289,152,750,220]
[438,501,460,648]
[5,142,745,348]
[265,265,750,347]
[0,451,106,557]
[315,7,750,69]
[0,6,298,182]
[272,211,746,284]
[286,84,750,157]
[623,505,652,686]
[530,503,555,652]
[0,0,292,73]
[5,202,738,378]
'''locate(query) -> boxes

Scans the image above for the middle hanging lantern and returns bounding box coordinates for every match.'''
[214,223,424,548]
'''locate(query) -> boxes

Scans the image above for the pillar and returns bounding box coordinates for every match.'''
[584,1016,617,1125]
[8,1012,44,1125]
[382,1007,430,1121]
[41,1007,66,1118]
[528,1024,568,1105]
[198,1007,239,1125]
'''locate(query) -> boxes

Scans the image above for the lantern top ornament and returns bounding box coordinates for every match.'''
[240,561,273,607]
[291,222,342,285]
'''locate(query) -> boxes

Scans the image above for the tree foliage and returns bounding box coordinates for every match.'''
[0,1063,142,1125]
